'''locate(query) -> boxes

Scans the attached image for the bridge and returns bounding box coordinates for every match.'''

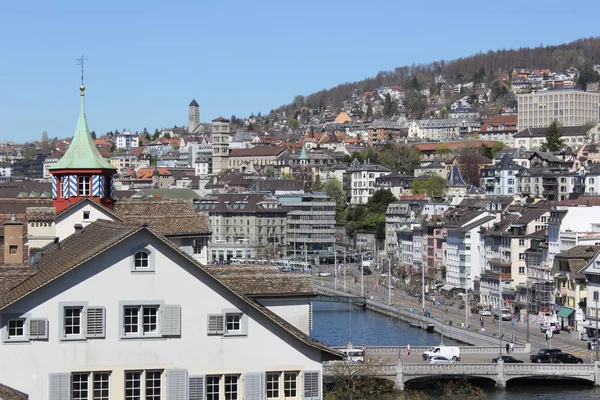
[312,294,365,305]
[323,361,600,389]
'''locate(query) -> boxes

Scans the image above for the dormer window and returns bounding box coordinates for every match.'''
[131,248,154,272]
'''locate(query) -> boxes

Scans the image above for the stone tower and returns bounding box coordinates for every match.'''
[188,99,200,133]
[49,85,117,212]
[211,117,231,174]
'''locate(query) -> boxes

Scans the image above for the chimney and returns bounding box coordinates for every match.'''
[74,224,83,235]
[4,213,24,264]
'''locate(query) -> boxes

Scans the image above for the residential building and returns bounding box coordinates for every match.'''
[581,252,600,332]
[517,90,599,130]
[227,147,287,171]
[479,114,518,146]
[114,131,139,150]
[278,193,336,256]
[513,125,589,150]
[200,193,287,262]
[415,160,448,179]
[480,154,524,195]
[0,219,337,398]
[384,200,426,256]
[375,173,415,198]
[109,152,143,174]
[344,159,391,204]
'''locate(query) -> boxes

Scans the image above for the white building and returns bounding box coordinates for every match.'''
[480,154,525,196]
[115,131,140,150]
[345,161,391,204]
[0,220,337,399]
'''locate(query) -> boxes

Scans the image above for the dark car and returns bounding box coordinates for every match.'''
[530,348,562,363]
[492,355,524,363]
[550,352,584,364]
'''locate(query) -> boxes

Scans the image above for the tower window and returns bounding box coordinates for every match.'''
[78,176,90,196]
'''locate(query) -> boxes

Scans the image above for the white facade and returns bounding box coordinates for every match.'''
[349,166,390,204]
[115,132,140,149]
[0,227,329,399]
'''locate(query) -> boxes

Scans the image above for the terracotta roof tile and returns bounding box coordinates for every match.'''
[210,265,314,296]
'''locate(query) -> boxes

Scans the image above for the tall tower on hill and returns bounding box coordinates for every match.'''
[49,84,117,212]
[211,116,231,174]
[188,99,200,133]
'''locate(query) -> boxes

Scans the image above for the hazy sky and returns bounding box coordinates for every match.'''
[1,0,599,142]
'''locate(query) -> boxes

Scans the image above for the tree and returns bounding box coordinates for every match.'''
[455,147,484,186]
[490,141,507,158]
[380,144,421,175]
[411,175,448,197]
[324,360,401,400]
[365,103,373,120]
[311,175,324,192]
[287,118,300,128]
[366,189,396,214]
[577,64,600,90]
[90,131,97,140]
[383,93,396,117]
[324,178,346,216]
[435,144,451,159]
[540,121,564,151]
[440,380,486,400]
[152,129,160,140]
[163,132,171,139]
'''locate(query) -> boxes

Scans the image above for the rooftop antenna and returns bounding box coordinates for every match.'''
[76,55,87,94]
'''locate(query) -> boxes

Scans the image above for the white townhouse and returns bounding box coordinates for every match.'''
[0,220,338,399]
[344,160,391,204]
[115,131,140,150]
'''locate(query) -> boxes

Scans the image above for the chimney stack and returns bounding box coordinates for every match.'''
[4,214,24,264]
[74,224,83,235]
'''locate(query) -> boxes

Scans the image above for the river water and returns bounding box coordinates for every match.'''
[310,302,600,399]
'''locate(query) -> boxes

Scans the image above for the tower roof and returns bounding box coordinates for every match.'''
[50,87,115,171]
[189,99,199,107]
[299,144,309,160]
[448,165,467,186]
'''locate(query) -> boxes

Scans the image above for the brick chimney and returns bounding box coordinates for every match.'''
[4,213,24,264]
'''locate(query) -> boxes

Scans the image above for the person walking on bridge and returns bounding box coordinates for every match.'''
[407,344,411,355]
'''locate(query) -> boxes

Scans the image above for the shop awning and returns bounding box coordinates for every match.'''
[442,284,455,291]
[557,307,575,318]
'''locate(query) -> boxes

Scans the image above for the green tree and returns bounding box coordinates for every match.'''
[491,141,507,157]
[366,189,396,214]
[324,178,346,215]
[383,93,396,117]
[311,175,324,192]
[440,380,486,400]
[411,175,448,197]
[90,131,97,140]
[540,121,564,151]
[152,129,160,140]
[365,103,373,120]
[577,64,600,90]
[287,118,300,128]
[163,132,171,139]
[379,144,421,175]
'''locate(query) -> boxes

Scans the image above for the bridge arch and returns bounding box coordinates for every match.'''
[506,375,595,387]
[404,375,497,390]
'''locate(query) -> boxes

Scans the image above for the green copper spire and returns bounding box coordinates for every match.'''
[299,143,309,160]
[50,86,116,171]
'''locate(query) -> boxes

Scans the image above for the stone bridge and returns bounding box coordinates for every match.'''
[323,362,600,390]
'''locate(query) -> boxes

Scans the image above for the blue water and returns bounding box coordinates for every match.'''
[310,302,600,399]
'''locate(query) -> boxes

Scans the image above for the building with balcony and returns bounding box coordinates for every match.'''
[480,154,524,195]
[343,159,391,204]
[114,131,139,149]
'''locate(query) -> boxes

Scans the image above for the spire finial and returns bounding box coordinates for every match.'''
[76,55,87,96]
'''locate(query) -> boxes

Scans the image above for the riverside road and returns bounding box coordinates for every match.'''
[314,264,594,359]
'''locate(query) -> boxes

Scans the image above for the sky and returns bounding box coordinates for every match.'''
[1,0,599,142]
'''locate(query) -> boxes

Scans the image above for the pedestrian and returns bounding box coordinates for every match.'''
[510,342,514,353]
[481,327,486,334]
[407,344,411,355]
[505,343,510,354]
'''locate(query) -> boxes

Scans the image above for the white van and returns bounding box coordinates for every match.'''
[340,348,364,363]
[540,320,561,333]
[422,346,460,361]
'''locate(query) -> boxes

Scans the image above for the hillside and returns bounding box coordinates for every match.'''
[271,37,600,119]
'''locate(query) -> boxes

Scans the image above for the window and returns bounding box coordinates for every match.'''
[124,305,158,336]
[519,253,525,260]
[207,310,247,336]
[519,239,525,246]
[83,211,90,220]
[78,176,91,196]
[207,376,220,400]
[70,372,110,400]
[65,306,83,337]
[519,266,525,274]
[120,302,180,339]
[226,313,241,333]
[207,375,239,400]
[131,248,155,272]
[284,372,298,397]
[7,318,25,340]
[9,245,17,254]
[125,370,162,400]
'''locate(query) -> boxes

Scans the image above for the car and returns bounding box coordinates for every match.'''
[550,352,584,364]
[427,355,455,364]
[530,348,562,363]
[480,309,492,316]
[494,308,512,321]
[317,272,331,277]
[492,356,524,363]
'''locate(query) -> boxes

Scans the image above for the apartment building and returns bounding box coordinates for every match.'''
[343,159,391,204]
[114,131,139,149]
[517,90,599,130]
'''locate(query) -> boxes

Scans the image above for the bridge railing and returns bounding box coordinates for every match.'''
[344,345,527,355]
[403,363,499,376]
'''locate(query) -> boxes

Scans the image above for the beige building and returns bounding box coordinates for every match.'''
[517,90,600,130]
[227,146,286,171]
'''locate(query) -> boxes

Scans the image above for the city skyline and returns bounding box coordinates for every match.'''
[1,0,599,141]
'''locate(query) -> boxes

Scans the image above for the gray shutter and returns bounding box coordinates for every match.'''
[166,368,187,400]
[29,318,48,340]
[49,373,71,400]
[163,304,181,336]
[303,371,320,400]
[207,314,225,335]
[86,307,106,338]
[244,372,264,400]
[189,376,205,400]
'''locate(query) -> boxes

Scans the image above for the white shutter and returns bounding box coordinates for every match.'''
[303,371,321,400]
[189,376,205,400]
[207,314,225,335]
[49,373,70,400]
[163,304,181,336]
[166,368,187,400]
[85,307,106,338]
[29,318,48,340]
[244,372,264,400]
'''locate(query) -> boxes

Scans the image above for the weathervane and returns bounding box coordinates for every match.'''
[76,55,87,95]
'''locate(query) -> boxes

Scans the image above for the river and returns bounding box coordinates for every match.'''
[310,302,600,399]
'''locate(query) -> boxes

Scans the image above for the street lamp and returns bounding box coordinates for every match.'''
[465,274,471,329]
[595,290,599,362]
[499,273,503,357]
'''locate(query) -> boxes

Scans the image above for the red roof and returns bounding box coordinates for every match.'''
[480,115,518,132]
[412,141,496,152]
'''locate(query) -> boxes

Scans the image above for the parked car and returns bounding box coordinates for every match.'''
[550,352,584,364]
[480,309,492,316]
[317,272,331,277]
[530,348,562,363]
[492,356,524,363]
[494,308,512,321]
[427,356,455,364]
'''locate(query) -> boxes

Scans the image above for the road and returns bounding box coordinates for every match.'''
[315,263,597,360]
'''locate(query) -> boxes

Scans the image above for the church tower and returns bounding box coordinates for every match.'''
[49,85,117,212]
[211,116,231,174]
[188,99,200,133]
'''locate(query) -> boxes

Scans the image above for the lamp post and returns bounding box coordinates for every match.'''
[595,291,599,362]
[465,274,470,329]
[360,248,364,297]
[499,273,503,357]
[334,241,337,291]
[526,280,530,345]
[421,262,425,312]
[388,258,392,305]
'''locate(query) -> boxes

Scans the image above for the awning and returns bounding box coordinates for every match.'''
[557,307,575,318]
[442,284,455,291]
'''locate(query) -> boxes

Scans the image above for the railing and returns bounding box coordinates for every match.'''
[403,363,499,375]
[504,364,595,375]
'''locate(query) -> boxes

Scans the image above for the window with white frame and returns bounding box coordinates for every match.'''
[120,302,180,339]
[59,303,105,341]
[71,371,110,400]
[208,310,247,336]
[64,306,83,337]
[225,313,242,333]
[519,253,525,260]
[78,176,91,196]
[125,370,162,400]
[267,371,299,399]
[519,239,525,246]
[519,266,525,274]
[206,375,239,400]
[134,251,149,269]
[123,305,158,336]
[6,318,25,340]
